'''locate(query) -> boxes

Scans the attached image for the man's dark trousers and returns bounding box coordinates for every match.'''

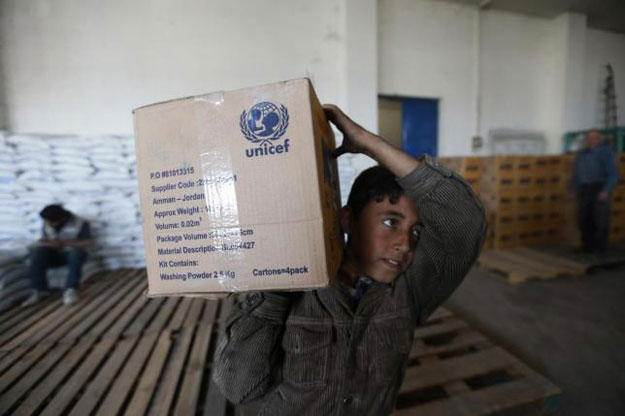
[578,183,610,255]
[28,246,88,290]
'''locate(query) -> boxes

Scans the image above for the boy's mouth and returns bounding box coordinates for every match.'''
[382,258,402,270]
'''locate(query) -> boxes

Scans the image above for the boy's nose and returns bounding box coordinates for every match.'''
[393,232,410,253]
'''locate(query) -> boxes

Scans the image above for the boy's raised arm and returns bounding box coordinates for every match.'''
[326,104,486,323]
[397,163,486,323]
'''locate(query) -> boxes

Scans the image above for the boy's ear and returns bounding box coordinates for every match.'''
[339,206,353,235]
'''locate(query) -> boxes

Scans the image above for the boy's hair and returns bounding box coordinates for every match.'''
[346,165,405,220]
[40,204,72,222]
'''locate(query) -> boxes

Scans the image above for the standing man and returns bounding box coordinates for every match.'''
[22,204,92,307]
[571,129,619,256]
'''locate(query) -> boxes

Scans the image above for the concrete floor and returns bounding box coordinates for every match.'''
[446,264,625,416]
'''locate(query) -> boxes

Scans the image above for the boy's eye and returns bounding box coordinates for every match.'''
[382,218,397,228]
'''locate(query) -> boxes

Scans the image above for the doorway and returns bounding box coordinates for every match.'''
[378,96,439,157]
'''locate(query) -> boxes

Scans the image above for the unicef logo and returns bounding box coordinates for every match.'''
[240,102,289,146]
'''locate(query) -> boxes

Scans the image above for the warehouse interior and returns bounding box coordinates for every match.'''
[1,0,624,415]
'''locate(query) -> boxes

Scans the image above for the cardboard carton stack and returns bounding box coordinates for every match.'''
[611,154,625,242]
[559,154,581,246]
[438,153,625,248]
[437,157,483,194]
[437,157,489,246]
[530,155,568,245]
[438,155,572,249]
[480,156,525,249]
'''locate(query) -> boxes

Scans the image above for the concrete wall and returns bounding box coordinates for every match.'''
[0,0,346,135]
[0,0,384,207]
[378,0,625,156]
[377,1,569,155]
[583,28,625,130]
[378,0,477,156]
[2,0,625,154]
[479,10,560,151]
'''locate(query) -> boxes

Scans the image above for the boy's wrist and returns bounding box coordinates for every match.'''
[361,133,388,160]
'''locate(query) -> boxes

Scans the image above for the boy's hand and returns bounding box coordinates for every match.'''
[323,104,371,157]
[324,104,419,178]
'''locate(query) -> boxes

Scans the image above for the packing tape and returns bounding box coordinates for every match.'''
[194,91,224,106]
[195,99,245,291]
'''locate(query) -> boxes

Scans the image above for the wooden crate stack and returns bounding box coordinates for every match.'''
[559,154,580,246]
[532,155,570,245]
[437,154,625,248]
[611,154,625,242]
[479,156,518,248]
[437,156,483,194]
[478,155,562,249]
[437,157,489,246]
[438,155,568,249]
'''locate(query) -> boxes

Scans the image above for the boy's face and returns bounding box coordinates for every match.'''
[343,195,422,284]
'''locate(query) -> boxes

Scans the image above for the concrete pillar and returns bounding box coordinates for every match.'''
[560,12,588,133]
[544,12,587,152]
[344,0,378,134]
[340,0,378,178]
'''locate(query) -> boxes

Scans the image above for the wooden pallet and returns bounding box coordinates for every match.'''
[476,247,588,284]
[0,268,234,416]
[0,269,560,415]
[0,260,101,313]
[544,244,625,270]
[393,308,561,415]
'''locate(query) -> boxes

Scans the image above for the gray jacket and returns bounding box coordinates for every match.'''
[213,156,487,415]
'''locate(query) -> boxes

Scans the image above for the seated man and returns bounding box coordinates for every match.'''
[22,204,92,307]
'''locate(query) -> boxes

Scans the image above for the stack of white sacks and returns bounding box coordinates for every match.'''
[0,132,145,308]
[0,131,31,308]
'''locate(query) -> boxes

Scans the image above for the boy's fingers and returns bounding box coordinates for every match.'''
[323,104,344,127]
[332,146,348,158]
[324,111,338,127]
[322,103,339,115]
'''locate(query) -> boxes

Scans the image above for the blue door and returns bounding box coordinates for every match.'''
[401,98,438,157]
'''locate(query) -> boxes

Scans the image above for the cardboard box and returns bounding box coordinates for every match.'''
[133,79,343,296]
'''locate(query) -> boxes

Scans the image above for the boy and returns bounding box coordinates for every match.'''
[22,204,92,307]
[214,105,486,415]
